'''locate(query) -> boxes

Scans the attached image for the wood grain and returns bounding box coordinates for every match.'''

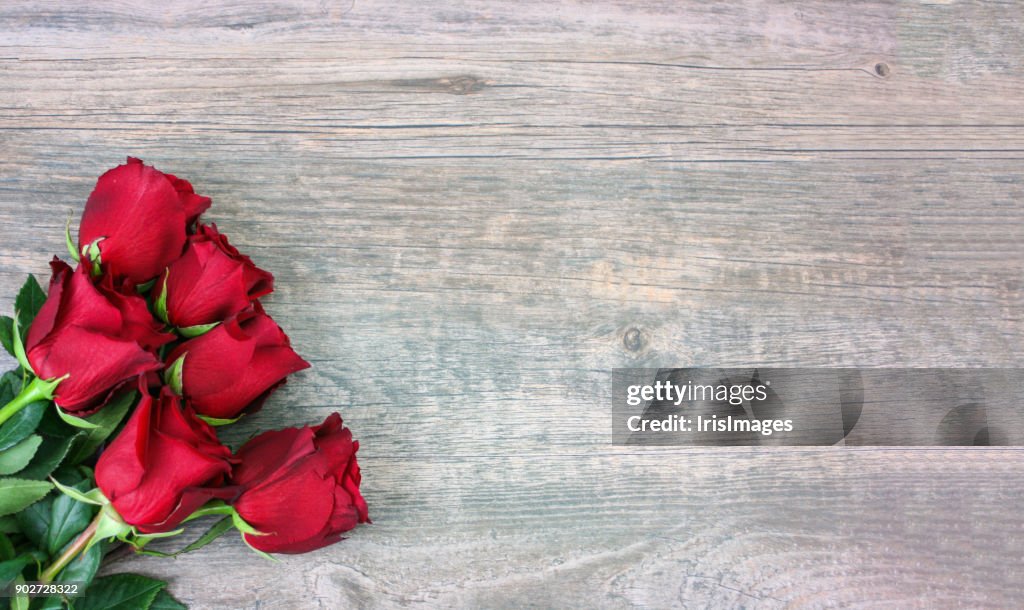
[1,1,1022,607]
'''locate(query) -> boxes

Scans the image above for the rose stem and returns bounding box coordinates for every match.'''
[38,512,102,584]
[0,376,49,427]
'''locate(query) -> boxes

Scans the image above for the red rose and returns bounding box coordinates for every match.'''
[96,274,176,352]
[26,259,173,413]
[95,385,236,533]
[79,157,211,284]
[155,224,273,329]
[231,413,368,553]
[162,170,212,227]
[165,305,309,419]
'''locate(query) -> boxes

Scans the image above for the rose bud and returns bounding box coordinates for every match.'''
[231,413,369,553]
[26,259,173,414]
[155,224,273,329]
[78,157,211,284]
[164,305,309,420]
[95,385,236,533]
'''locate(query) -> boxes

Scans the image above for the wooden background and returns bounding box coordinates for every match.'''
[2,1,1023,607]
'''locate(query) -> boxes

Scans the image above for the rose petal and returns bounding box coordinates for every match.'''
[79,158,187,283]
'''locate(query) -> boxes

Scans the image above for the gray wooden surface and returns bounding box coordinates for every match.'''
[2,1,1023,608]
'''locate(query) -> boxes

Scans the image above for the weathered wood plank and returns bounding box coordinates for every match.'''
[1,1,1022,608]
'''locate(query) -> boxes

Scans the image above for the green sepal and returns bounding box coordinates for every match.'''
[130,527,185,549]
[230,511,263,536]
[54,403,99,430]
[164,354,185,396]
[196,413,242,427]
[137,515,233,558]
[80,237,104,277]
[154,273,169,324]
[65,216,80,263]
[136,278,156,293]
[134,548,174,558]
[241,537,278,562]
[83,238,103,272]
[231,511,277,561]
[182,500,234,523]
[86,505,131,552]
[178,516,233,555]
[11,312,33,374]
[50,479,106,506]
[177,321,219,338]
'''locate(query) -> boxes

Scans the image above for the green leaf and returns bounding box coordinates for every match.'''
[46,549,102,610]
[0,317,14,358]
[15,492,51,549]
[16,433,82,480]
[0,401,46,452]
[63,392,135,465]
[15,276,46,341]
[73,573,167,610]
[11,574,29,610]
[0,556,32,593]
[0,371,19,406]
[17,468,89,547]
[149,589,187,610]
[48,535,104,589]
[18,476,100,569]
[0,478,52,517]
[45,482,97,556]
[34,403,78,440]
[32,596,67,610]
[177,322,218,338]
[0,435,42,475]
[53,407,98,430]
[0,533,13,560]
[0,516,19,535]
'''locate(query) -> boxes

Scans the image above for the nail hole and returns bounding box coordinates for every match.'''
[874,62,890,77]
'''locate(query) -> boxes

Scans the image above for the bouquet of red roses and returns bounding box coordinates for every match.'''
[0,158,368,609]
